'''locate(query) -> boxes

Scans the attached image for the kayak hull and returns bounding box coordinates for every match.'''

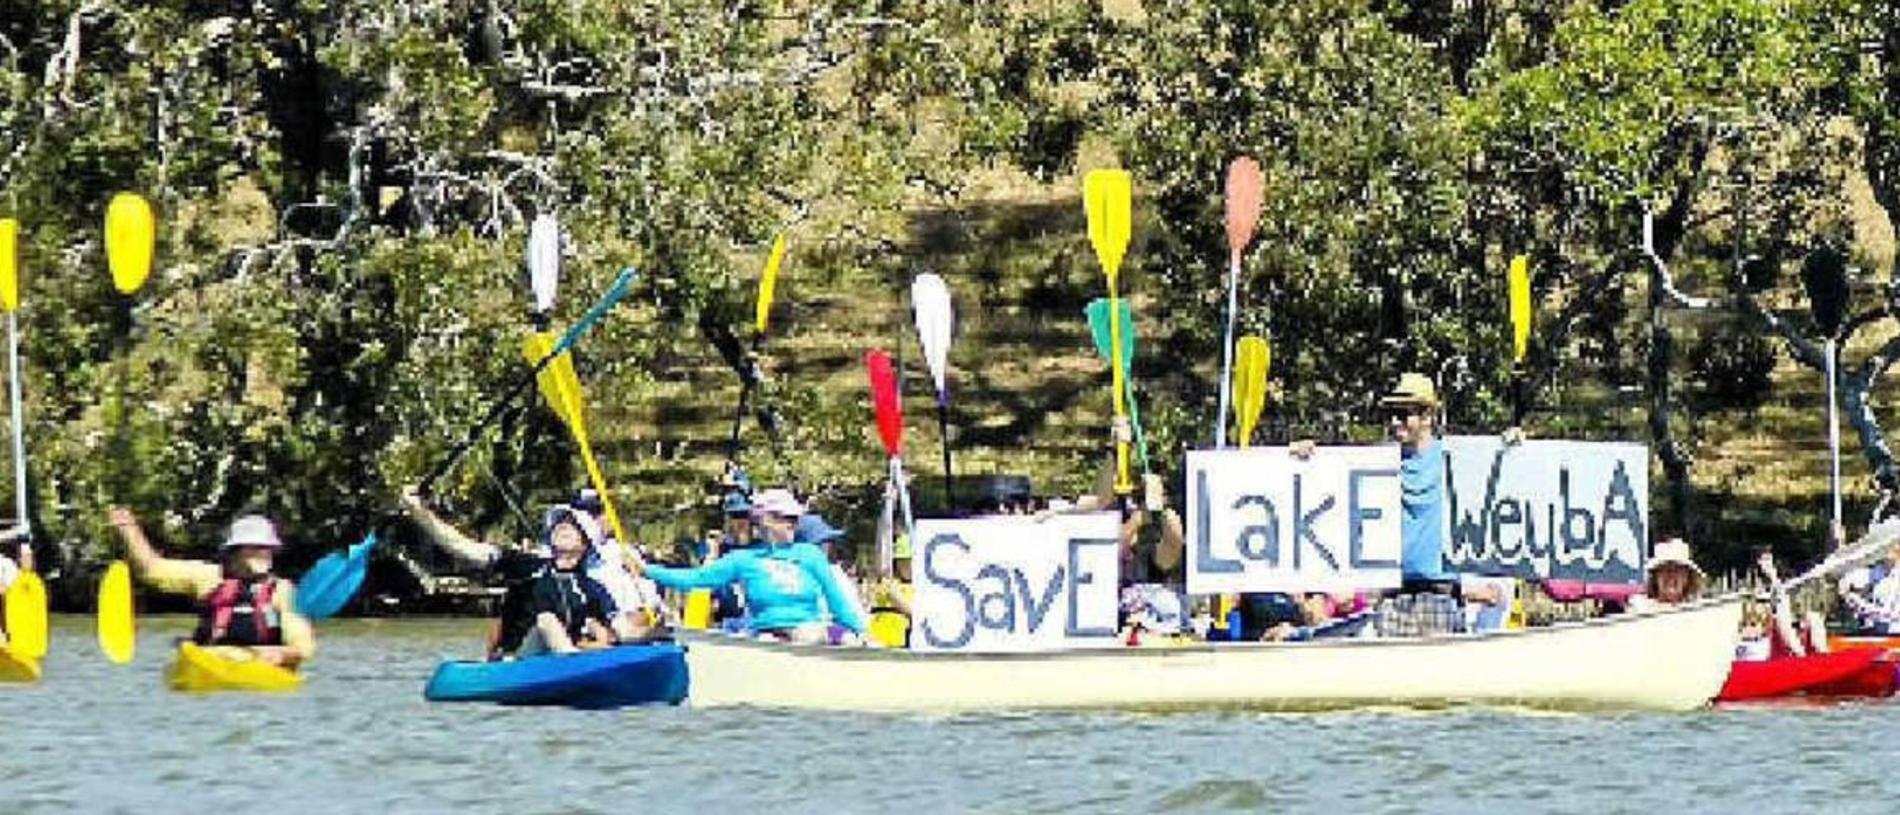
[0,646,40,683]
[167,643,304,693]
[424,644,688,709]
[684,594,1744,713]
[1717,648,1887,702]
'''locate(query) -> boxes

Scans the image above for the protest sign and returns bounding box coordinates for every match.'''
[1185,446,1403,595]
[1441,436,1648,583]
[912,513,1121,652]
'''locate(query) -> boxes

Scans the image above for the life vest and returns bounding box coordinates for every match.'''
[194,577,282,647]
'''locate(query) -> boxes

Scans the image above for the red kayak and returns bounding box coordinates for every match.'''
[1718,648,1893,702]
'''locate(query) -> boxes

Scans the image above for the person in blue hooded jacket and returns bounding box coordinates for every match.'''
[633,489,868,644]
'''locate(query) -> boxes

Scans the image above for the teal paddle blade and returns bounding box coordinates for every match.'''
[1084,298,1150,470]
[295,531,378,620]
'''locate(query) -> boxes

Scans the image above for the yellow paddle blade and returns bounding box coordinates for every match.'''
[1083,169,1133,282]
[98,560,135,664]
[1233,335,1270,448]
[682,589,713,630]
[1509,254,1531,364]
[522,334,630,547]
[521,332,582,428]
[0,217,20,313]
[4,570,48,659]
[105,193,156,295]
[755,232,787,335]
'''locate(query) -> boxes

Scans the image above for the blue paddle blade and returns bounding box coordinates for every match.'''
[295,532,378,620]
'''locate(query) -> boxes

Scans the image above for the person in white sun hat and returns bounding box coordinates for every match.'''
[112,506,316,667]
[1629,537,1704,612]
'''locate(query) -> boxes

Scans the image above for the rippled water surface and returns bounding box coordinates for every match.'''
[2,616,1895,814]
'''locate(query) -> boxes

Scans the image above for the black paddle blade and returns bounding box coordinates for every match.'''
[1801,244,1850,338]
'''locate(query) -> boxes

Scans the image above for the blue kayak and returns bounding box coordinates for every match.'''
[423,643,689,709]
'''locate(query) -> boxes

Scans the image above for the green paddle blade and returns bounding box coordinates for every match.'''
[1084,298,1149,470]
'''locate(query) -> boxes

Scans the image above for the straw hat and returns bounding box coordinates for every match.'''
[221,515,283,550]
[1647,537,1705,577]
[1379,372,1440,410]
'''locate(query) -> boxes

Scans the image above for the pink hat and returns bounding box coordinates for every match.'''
[749,488,806,520]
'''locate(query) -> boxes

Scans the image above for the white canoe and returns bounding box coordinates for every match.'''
[682,594,1743,713]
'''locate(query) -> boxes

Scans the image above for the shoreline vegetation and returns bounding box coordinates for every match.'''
[4,2,1900,612]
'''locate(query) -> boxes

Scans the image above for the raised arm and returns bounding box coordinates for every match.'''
[399,488,501,569]
[111,506,218,596]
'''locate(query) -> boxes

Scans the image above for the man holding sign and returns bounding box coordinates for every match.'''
[1281,372,1495,634]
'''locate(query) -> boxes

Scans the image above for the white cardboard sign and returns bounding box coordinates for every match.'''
[911,513,1121,653]
[1185,446,1403,595]
[1441,436,1648,583]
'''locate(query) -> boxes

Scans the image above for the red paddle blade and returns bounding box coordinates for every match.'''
[1225,156,1264,261]
[866,349,904,455]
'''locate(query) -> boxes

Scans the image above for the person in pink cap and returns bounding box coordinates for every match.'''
[112,506,315,667]
[632,488,868,644]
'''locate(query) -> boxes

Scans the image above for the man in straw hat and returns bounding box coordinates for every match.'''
[113,506,316,667]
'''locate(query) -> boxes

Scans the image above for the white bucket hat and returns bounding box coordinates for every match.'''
[221,515,283,550]
[1647,538,1705,577]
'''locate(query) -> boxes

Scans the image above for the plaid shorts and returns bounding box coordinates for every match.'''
[1374,593,1465,637]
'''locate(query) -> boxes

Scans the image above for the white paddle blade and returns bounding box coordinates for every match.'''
[528,213,561,313]
[912,273,954,398]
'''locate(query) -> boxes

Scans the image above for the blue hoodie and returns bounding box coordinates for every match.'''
[646,541,867,634]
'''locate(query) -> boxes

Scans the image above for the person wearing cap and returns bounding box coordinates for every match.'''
[798,511,875,639]
[487,506,634,659]
[1629,537,1704,612]
[565,488,664,633]
[631,488,868,644]
[111,506,315,668]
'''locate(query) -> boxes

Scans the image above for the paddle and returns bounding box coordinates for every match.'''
[1233,335,1270,448]
[295,268,637,620]
[1803,247,1851,542]
[1084,298,1150,471]
[521,330,629,547]
[866,349,916,575]
[1219,157,1264,449]
[100,193,153,665]
[724,233,787,475]
[0,218,26,542]
[910,273,955,510]
[1083,169,1135,494]
[1508,254,1531,425]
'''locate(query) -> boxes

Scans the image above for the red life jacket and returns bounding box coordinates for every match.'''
[194,577,283,647]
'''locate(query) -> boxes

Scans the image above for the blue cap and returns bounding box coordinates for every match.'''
[795,514,844,545]
[721,491,752,515]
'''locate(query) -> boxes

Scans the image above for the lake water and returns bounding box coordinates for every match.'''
[0,616,1894,814]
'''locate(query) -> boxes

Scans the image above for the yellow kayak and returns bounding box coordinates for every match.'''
[0,646,40,683]
[166,643,303,693]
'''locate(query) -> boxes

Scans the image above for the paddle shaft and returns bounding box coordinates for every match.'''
[936,398,953,511]
[1107,286,1132,494]
[1217,255,1239,449]
[7,313,24,539]
[724,332,765,468]
[420,268,635,494]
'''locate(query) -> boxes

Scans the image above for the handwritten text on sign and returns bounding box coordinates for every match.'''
[1186,446,1403,595]
[913,513,1121,652]
[1441,437,1648,583]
